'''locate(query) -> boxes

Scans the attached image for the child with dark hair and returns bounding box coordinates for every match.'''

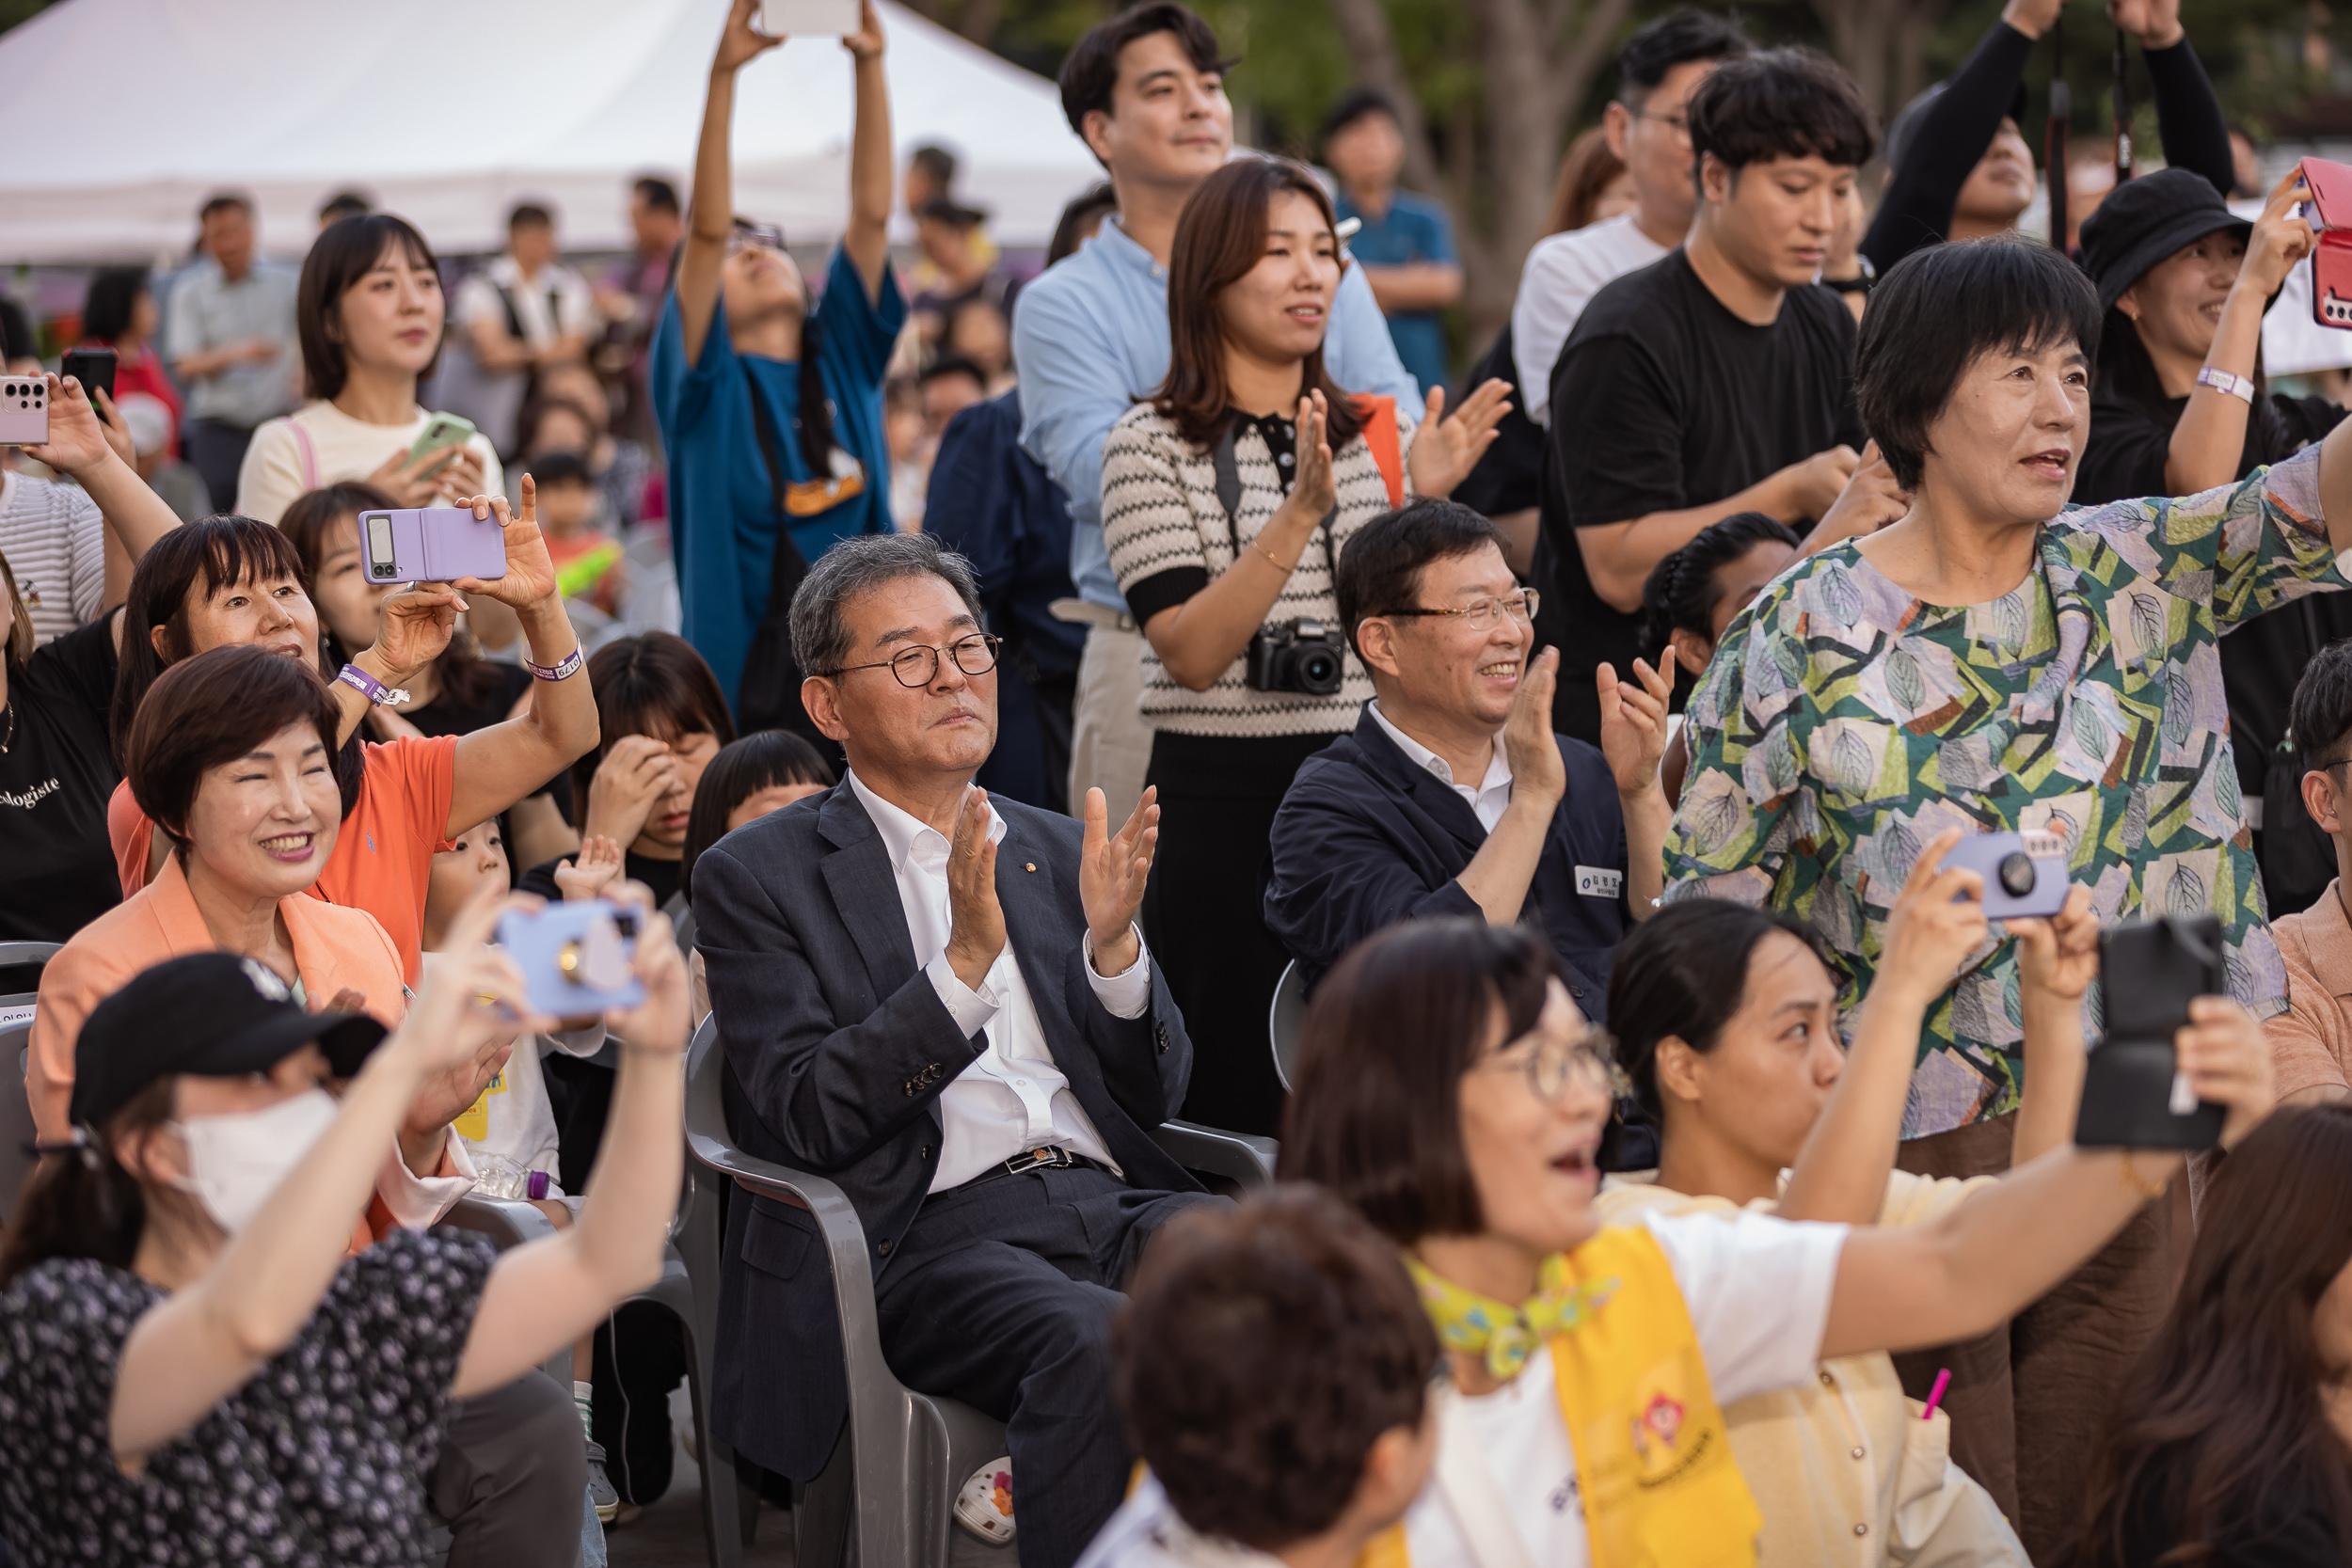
[2265,641,2352,1112]
[677,727,835,1023]
[1536,45,1899,747]
[1074,1187,1439,1568]
[1638,510,1798,803]
[527,451,624,616]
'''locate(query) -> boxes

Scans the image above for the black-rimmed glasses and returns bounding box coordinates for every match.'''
[1383,591,1540,633]
[831,633,1001,688]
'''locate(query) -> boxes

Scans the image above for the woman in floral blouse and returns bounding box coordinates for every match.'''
[1663,233,2350,1558]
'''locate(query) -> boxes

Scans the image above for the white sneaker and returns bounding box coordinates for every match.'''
[954,1456,1015,1546]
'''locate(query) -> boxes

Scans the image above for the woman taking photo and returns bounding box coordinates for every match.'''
[0,880,689,1560]
[108,486,597,982]
[1666,235,2352,1532]
[1279,916,2274,1567]
[281,480,580,871]
[2071,1104,2352,1566]
[2074,166,2352,917]
[1099,154,1506,1132]
[234,212,502,527]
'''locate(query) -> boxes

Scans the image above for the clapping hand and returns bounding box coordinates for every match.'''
[1081,785,1157,976]
[1502,647,1567,808]
[554,835,627,903]
[1874,828,1991,1006]
[452,476,563,614]
[1279,391,1339,527]
[2106,0,2184,50]
[1406,379,1512,500]
[942,786,1007,991]
[1597,649,1676,800]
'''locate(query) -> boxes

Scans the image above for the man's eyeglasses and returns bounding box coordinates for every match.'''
[730,218,787,252]
[1476,1020,1619,1102]
[1383,592,1540,634]
[1622,104,1692,139]
[831,633,1001,689]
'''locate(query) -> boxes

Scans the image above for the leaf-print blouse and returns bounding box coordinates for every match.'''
[1664,449,2345,1136]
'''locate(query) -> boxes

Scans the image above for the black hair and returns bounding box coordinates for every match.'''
[1857,236,2103,491]
[1638,510,1800,667]
[0,1077,175,1286]
[1685,46,1877,178]
[632,176,680,215]
[918,354,988,393]
[527,450,595,490]
[0,296,32,363]
[1320,87,1398,145]
[297,213,442,402]
[81,267,150,345]
[507,202,554,231]
[679,730,836,904]
[317,190,373,225]
[198,192,251,223]
[2290,639,2352,773]
[2100,303,2293,474]
[1059,3,1233,159]
[909,145,959,190]
[1333,499,1509,660]
[1616,9,1751,103]
[1049,182,1120,267]
[1607,898,1834,1122]
[573,633,739,830]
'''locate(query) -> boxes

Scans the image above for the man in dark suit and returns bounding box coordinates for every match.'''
[693,531,1207,1568]
[1264,499,1674,1012]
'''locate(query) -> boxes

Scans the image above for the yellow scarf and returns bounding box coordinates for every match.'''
[1364,1226,1761,1568]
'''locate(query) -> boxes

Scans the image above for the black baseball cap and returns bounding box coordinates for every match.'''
[2076,166,2251,311]
[69,952,388,1130]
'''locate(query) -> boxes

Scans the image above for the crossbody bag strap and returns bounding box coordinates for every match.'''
[1213,422,1338,580]
[742,362,814,589]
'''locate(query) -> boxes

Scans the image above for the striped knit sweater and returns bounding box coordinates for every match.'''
[1101,403,1415,738]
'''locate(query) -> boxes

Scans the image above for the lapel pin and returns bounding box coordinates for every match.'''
[1025,862,1037,873]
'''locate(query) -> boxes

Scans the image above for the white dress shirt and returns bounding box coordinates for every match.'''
[846,772,1146,1191]
[1368,702,1515,832]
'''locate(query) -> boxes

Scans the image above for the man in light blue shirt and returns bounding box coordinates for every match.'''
[1015,1,1419,824]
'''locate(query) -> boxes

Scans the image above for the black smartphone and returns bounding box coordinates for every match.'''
[2074,916,2228,1150]
[60,346,117,407]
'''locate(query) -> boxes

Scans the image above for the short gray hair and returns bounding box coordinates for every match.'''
[788,531,987,677]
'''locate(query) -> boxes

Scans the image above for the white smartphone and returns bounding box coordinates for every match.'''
[0,376,47,447]
[762,0,859,34]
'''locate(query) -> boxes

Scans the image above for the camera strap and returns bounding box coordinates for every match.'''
[1213,424,1338,584]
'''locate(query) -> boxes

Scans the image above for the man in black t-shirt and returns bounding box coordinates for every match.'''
[1537,47,1905,742]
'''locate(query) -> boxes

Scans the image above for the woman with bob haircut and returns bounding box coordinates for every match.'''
[2070,1104,2352,1566]
[0,879,691,1560]
[1278,915,2275,1567]
[106,497,597,984]
[1666,231,2352,1479]
[1098,153,1509,1132]
[234,212,503,526]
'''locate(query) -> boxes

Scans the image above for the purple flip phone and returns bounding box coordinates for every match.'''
[1941,828,2071,920]
[357,505,508,585]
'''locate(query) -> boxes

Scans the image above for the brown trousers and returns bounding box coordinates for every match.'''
[1891,1111,2175,1566]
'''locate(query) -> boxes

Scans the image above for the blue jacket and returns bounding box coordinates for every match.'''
[1263,707,1631,1014]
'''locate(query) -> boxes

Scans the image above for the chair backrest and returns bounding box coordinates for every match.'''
[0,941,62,1031]
[1,1022,37,1220]
[1268,959,1308,1093]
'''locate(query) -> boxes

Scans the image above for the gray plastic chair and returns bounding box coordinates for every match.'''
[682,1015,1274,1568]
[0,940,61,1031]
[2,1022,34,1218]
[1268,959,1308,1093]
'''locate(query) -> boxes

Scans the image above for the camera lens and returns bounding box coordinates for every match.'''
[1300,649,1342,694]
[1997,851,2036,897]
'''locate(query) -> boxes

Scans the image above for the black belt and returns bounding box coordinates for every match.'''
[949,1145,1113,1194]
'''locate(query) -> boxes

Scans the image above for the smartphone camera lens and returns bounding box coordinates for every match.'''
[1997,852,2036,897]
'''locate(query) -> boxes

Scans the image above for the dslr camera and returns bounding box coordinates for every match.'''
[1245,617,1347,696]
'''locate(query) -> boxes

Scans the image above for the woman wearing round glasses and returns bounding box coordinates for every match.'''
[1279,915,2274,1567]
[1098,156,1509,1135]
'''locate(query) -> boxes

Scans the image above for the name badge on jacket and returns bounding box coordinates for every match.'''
[1575,865,1624,899]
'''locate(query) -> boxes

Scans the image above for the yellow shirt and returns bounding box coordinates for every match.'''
[1594,1173,2023,1568]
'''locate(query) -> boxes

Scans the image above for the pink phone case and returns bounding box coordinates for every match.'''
[357,506,507,585]
[2298,158,2352,328]
[0,377,48,446]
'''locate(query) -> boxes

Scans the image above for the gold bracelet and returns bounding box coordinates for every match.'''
[1254,541,1296,573]
[2118,1151,2169,1200]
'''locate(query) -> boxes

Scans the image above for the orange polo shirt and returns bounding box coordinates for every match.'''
[26,854,457,1252]
[109,734,457,987]
[2265,879,2352,1102]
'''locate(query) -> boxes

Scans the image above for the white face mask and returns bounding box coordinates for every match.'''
[167,1087,341,1236]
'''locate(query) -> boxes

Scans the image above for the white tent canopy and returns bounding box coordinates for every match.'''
[0,0,1104,262]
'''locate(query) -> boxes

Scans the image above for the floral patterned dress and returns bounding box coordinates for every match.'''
[1664,449,2344,1137]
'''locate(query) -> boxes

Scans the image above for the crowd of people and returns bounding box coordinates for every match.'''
[8,0,2352,1564]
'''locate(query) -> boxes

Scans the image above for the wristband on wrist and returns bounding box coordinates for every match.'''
[337,662,409,707]
[524,644,585,682]
[2195,366,2256,404]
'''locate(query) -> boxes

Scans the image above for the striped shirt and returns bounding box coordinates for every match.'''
[1102,403,1412,738]
[0,470,106,646]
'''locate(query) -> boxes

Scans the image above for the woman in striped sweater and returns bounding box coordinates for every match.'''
[1100,156,1508,1133]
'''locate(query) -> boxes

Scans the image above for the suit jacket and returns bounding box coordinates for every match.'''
[693,781,1198,1479]
[1263,707,1630,1013]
